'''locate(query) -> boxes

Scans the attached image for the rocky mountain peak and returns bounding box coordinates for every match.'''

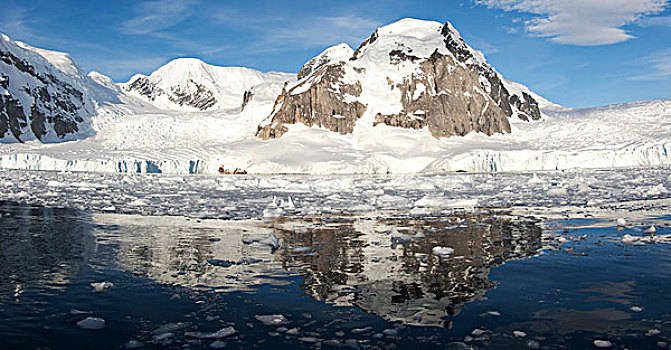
[297,43,354,80]
[258,18,544,140]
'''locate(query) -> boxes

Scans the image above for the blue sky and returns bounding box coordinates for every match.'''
[1,0,670,107]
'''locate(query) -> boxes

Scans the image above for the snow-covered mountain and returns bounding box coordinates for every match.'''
[121,58,294,112]
[258,19,542,140]
[0,18,669,174]
[0,34,112,142]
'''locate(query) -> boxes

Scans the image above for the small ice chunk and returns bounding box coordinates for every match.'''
[255,314,289,326]
[657,341,668,348]
[647,329,662,337]
[630,306,643,312]
[298,337,319,343]
[292,246,312,253]
[286,327,300,335]
[513,330,527,338]
[151,322,191,334]
[185,326,237,339]
[151,332,174,342]
[644,226,657,234]
[471,329,486,336]
[259,233,281,250]
[593,340,613,348]
[210,340,227,349]
[391,228,424,243]
[617,218,627,227]
[77,317,106,330]
[124,339,144,349]
[70,309,91,315]
[263,207,284,218]
[382,329,398,336]
[91,281,114,293]
[487,311,501,316]
[557,237,568,244]
[432,246,454,258]
[621,234,638,244]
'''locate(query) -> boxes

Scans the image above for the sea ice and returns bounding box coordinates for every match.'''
[90,281,114,293]
[258,233,281,250]
[185,326,237,339]
[593,340,613,348]
[432,246,455,258]
[513,330,527,338]
[76,317,106,330]
[644,226,657,234]
[255,314,289,326]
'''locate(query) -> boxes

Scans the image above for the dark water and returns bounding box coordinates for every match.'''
[0,201,669,350]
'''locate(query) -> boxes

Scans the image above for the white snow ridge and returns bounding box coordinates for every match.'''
[1,19,671,174]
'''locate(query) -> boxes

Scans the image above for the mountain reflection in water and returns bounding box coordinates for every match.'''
[105,211,543,327]
[0,201,95,299]
[277,215,543,327]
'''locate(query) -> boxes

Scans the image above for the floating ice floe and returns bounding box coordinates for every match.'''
[124,339,144,349]
[263,207,284,218]
[185,326,237,339]
[76,316,106,330]
[151,332,175,342]
[630,306,644,312]
[70,309,91,315]
[513,330,527,338]
[255,314,289,326]
[90,281,114,293]
[621,234,671,244]
[593,339,613,348]
[617,218,627,227]
[258,232,281,250]
[644,226,657,234]
[390,227,425,243]
[432,246,455,258]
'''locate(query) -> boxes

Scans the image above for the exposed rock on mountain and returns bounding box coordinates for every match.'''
[0,34,98,142]
[258,19,543,140]
[257,64,366,139]
[122,58,293,112]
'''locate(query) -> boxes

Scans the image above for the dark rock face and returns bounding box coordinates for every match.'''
[257,64,367,139]
[441,24,541,121]
[168,80,216,110]
[374,51,511,137]
[0,48,85,142]
[241,90,253,111]
[124,77,217,110]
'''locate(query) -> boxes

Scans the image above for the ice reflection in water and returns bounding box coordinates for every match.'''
[105,211,542,327]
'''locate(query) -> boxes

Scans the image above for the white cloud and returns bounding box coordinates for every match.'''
[628,48,671,80]
[121,0,199,35]
[477,0,669,45]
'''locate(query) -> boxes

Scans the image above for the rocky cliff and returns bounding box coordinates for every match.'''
[258,19,542,140]
[0,34,98,142]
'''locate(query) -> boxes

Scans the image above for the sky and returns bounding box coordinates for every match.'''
[1,0,671,108]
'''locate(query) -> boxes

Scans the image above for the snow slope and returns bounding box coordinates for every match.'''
[1,98,669,174]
